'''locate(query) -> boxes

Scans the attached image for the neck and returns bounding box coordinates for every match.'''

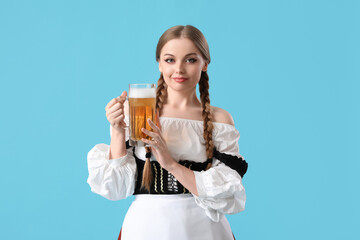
[165,87,201,109]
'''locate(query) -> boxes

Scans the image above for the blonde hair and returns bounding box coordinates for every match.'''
[141,25,214,192]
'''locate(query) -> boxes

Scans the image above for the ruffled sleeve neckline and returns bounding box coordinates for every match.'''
[159,116,237,128]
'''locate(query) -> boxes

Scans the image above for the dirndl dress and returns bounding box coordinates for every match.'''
[87,117,248,240]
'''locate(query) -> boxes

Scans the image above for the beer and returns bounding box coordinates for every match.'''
[128,84,156,146]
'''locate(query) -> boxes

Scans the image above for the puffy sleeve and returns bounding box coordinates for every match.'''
[87,116,137,200]
[193,123,247,222]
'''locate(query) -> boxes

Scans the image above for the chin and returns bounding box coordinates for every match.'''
[170,84,197,93]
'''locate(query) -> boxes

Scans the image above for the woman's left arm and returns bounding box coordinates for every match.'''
[167,162,199,196]
[141,118,247,222]
[192,160,246,222]
[192,120,247,222]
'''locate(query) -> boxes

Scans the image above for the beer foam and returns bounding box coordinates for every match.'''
[129,88,156,98]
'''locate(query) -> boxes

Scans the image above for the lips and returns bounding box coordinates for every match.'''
[173,77,189,83]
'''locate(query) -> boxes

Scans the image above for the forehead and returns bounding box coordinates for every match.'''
[160,38,200,56]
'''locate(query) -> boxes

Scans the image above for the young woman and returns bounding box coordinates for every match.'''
[87,25,248,240]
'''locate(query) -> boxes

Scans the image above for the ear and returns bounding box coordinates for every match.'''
[202,62,208,72]
[158,61,162,73]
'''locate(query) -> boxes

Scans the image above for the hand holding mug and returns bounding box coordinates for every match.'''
[105,90,128,132]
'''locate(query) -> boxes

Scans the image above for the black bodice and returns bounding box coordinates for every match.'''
[125,141,248,195]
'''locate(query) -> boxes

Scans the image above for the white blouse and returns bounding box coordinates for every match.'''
[87,116,246,222]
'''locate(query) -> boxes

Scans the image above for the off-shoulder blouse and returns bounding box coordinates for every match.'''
[87,116,247,222]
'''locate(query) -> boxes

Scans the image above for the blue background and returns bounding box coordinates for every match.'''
[1,0,359,239]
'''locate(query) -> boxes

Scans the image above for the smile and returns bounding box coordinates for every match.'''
[173,77,189,83]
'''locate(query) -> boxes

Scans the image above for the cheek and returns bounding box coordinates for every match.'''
[160,64,173,76]
[161,67,173,84]
[163,70,173,83]
[164,68,173,75]
[189,65,203,78]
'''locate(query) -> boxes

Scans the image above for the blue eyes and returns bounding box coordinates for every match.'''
[187,58,197,63]
[164,58,197,63]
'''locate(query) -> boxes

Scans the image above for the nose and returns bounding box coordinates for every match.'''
[175,61,185,74]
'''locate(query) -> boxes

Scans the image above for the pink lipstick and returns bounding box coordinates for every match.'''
[173,77,188,83]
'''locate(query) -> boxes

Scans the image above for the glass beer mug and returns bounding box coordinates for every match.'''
[128,83,156,146]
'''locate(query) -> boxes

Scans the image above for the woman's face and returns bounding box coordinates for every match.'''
[158,38,208,92]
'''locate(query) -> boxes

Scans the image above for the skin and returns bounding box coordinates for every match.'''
[105,37,235,197]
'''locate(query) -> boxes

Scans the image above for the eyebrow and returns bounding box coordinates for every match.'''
[163,53,198,57]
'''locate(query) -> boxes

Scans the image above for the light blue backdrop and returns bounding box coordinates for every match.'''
[1,0,359,239]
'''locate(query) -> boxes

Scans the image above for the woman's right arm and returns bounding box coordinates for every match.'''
[107,91,128,159]
[109,125,127,159]
[87,91,137,201]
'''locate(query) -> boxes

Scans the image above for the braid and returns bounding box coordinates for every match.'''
[199,71,214,170]
[156,73,167,115]
[141,146,153,191]
[141,74,167,192]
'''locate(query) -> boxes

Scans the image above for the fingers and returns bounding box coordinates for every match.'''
[147,118,161,133]
[140,118,166,152]
[106,102,122,117]
[115,91,127,103]
[105,91,127,112]
[112,116,126,129]
[108,109,126,127]
[105,98,117,111]
[106,98,121,112]
[155,111,161,130]
[105,93,128,130]
[108,108,123,119]
[116,96,127,103]
[141,127,158,139]
[120,90,127,98]
[141,126,165,146]
[141,138,159,150]
[106,94,127,117]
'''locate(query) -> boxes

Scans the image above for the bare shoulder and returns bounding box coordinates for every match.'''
[211,106,235,126]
